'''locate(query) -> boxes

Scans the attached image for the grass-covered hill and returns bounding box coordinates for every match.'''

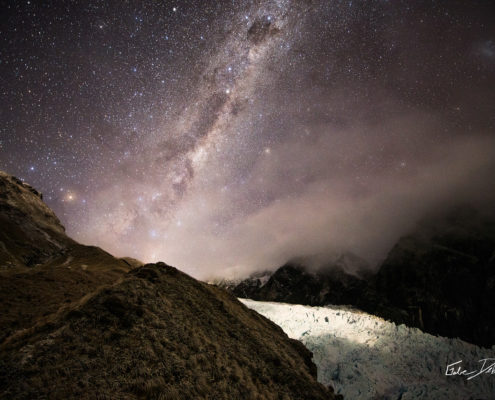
[0,171,335,399]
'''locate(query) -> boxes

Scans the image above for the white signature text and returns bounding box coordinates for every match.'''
[445,359,495,380]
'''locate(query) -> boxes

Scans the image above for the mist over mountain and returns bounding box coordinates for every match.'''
[223,205,495,348]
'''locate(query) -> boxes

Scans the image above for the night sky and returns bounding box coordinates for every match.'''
[1,0,494,278]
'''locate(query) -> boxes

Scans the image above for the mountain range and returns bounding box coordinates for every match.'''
[223,206,495,348]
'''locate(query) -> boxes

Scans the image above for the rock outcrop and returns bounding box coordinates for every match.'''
[0,171,70,268]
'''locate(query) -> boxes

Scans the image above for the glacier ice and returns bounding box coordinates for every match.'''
[241,299,495,400]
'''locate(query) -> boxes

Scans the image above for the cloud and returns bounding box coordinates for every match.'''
[69,1,495,280]
[92,109,494,280]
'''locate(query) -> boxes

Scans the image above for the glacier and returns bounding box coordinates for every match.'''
[240,299,495,400]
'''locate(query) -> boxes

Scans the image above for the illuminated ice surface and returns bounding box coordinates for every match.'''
[241,299,495,400]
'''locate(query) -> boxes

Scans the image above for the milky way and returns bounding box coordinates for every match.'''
[1,1,495,278]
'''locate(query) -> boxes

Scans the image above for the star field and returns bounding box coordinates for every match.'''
[1,0,494,278]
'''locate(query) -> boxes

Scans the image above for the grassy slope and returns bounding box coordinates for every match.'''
[0,243,132,344]
[1,263,334,400]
